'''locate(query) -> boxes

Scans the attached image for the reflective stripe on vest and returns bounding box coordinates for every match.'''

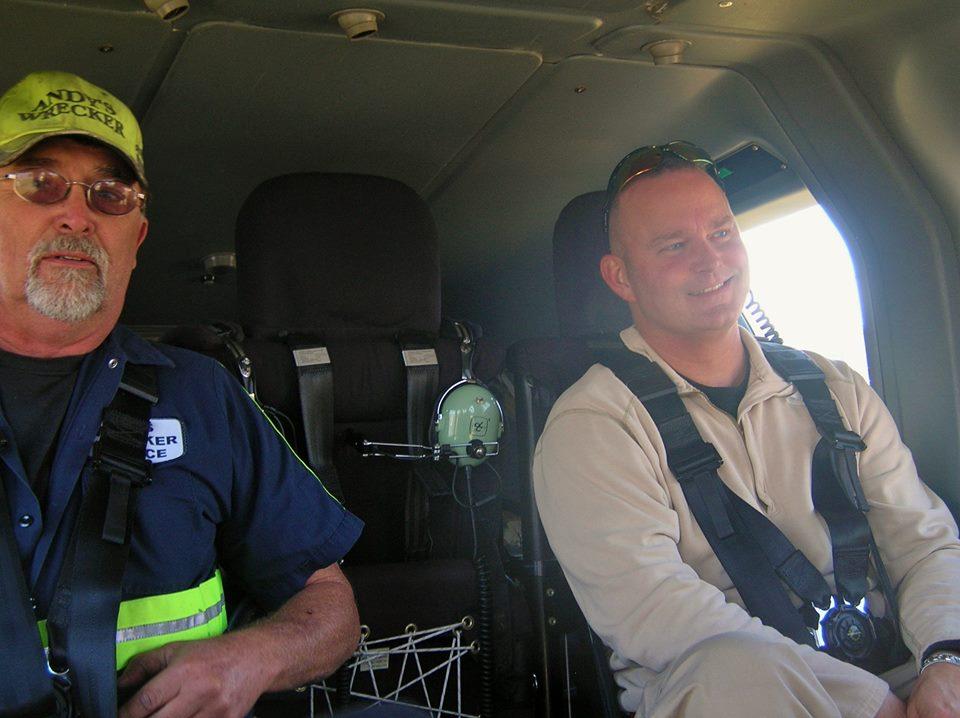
[37,570,227,671]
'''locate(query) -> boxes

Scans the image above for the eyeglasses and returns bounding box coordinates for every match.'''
[606,141,721,201]
[1,168,145,215]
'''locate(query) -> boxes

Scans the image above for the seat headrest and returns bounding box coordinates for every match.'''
[236,173,440,338]
[552,191,632,337]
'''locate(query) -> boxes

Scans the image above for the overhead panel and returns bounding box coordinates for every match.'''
[127,22,540,323]
[649,0,917,35]
[51,0,603,58]
[324,1,602,58]
[450,0,644,12]
[0,1,169,107]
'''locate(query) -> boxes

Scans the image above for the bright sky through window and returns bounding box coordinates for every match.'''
[740,205,870,379]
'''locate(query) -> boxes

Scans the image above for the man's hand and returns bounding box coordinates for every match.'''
[118,563,359,717]
[875,691,906,718]
[907,662,960,718]
[117,635,266,718]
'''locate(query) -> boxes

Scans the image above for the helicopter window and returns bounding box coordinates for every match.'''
[739,198,869,379]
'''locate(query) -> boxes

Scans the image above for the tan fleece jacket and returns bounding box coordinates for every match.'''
[534,327,960,715]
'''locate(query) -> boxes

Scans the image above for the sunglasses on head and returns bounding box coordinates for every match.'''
[603,141,724,234]
[1,167,145,216]
[606,141,721,200]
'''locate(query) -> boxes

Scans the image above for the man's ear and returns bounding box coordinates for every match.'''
[599,253,637,304]
[136,216,148,250]
[129,217,148,270]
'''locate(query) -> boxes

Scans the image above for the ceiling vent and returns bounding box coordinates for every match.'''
[144,0,189,22]
[331,9,385,40]
[642,39,692,65]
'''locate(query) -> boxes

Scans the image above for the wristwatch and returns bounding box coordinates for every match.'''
[920,651,960,674]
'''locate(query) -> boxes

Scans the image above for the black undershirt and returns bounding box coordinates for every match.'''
[0,348,84,511]
[683,356,751,418]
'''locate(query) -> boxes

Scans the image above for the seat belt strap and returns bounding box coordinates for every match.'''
[0,472,56,715]
[759,344,868,507]
[760,343,874,604]
[759,342,908,669]
[726,487,832,608]
[399,335,439,449]
[601,351,824,646]
[398,332,439,559]
[289,339,344,502]
[600,352,831,609]
[48,362,157,718]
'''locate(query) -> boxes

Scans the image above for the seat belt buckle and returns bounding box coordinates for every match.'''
[829,430,866,453]
[45,647,71,688]
[94,433,153,487]
[45,650,74,716]
[829,438,870,512]
[671,442,723,479]
[96,453,152,487]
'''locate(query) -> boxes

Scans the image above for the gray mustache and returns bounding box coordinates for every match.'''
[28,235,109,273]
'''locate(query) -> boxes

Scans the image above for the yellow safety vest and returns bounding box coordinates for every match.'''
[37,570,227,671]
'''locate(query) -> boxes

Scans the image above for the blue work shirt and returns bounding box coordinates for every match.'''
[1,326,363,617]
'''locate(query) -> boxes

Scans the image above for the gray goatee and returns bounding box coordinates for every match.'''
[25,235,109,322]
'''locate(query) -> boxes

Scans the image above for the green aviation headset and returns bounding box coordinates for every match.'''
[358,322,504,466]
[431,378,503,466]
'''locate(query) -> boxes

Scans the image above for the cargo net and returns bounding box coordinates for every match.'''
[309,617,480,717]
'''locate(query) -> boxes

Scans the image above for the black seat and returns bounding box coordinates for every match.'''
[507,191,625,717]
[552,191,630,338]
[166,172,516,715]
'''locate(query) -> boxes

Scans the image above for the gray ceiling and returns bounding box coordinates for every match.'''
[2,0,957,341]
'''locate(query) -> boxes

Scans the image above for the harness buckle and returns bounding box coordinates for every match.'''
[45,654,74,718]
[812,595,877,660]
[671,442,724,479]
[829,429,866,453]
[95,450,152,487]
[45,647,71,689]
[93,444,153,487]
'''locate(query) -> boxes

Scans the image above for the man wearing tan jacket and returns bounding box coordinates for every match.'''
[533,142,960,718]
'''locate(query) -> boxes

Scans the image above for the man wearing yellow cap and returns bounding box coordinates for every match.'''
[0,72,364,717]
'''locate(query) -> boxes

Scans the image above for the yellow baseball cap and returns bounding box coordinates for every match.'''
[0,71,146,186]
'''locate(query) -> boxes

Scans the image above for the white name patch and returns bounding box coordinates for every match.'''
[146,418,184,463]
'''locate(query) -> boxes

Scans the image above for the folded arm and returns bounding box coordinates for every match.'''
[118,562,359,718]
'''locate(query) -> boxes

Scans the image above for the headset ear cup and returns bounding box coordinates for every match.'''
[433,379,468,455]
[433,380,505,466]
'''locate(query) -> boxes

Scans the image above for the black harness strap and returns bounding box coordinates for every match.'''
[399,335,440,451]
[47,362,157,718]
[603,341,910,669]
[760,343,874,605]
[0,473,56,716]
[288,339,344,502]
[759,344,908,668]
[601,352,825,646]
[729,489,832,611]
[398,332,439,560]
